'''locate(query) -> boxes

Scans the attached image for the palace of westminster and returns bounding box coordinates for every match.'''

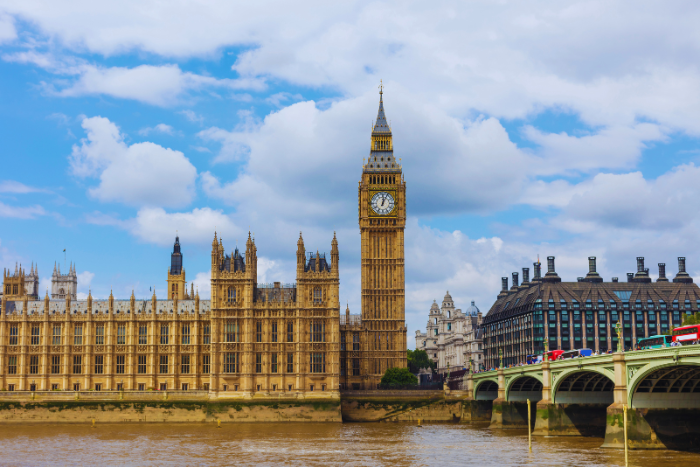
[0,89,410,394]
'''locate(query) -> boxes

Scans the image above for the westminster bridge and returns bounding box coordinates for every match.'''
[458,346,700,450]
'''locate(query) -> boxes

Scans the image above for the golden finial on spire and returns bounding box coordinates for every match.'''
[379,79,383,95]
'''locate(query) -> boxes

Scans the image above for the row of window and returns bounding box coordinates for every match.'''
[7,320,327,346]
[533,298,699,311]
[5,353,327,375]
[488,308,690,333]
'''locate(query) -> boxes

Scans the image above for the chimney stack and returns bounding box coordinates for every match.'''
[612,277,619,282]
[498,277,509,298]
[585,256,603,283]
[522,267,530,285]
[657,263,668,282]
[543,256,561,283]
[634,257,651,283]
[533,261,542,281]
[627,273,634,282]
[673,257,693,284]
[511,272,519,289]
[577,277,584,282]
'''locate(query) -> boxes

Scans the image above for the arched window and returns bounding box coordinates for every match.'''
[228,287,236,303]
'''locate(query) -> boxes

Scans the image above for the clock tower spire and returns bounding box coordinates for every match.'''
[356,86,407,387]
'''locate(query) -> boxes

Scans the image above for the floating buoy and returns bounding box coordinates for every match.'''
[217,419,221,429]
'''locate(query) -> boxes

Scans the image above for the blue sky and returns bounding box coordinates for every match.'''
[2,1,700,348]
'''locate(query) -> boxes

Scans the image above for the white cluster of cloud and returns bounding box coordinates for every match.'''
[69,116,197,208]
[138,123,175,136]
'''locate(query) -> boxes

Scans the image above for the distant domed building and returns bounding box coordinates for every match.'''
[415,291,484,374]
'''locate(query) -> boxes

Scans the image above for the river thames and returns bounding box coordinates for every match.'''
[0,422,697,466]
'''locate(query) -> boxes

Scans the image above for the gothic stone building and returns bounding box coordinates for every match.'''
[0,89,408,393]
[482,256,700,369]
[415,292,484,373]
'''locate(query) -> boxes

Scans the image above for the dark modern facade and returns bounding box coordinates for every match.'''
[482,256,700,369]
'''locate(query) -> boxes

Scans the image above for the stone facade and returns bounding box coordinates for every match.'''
[415,292,484,373]
[339,88,407,390]
[2,264,39,301]
[51,262,77,300]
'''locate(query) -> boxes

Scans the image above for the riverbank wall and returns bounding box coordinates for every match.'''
[0,390,477,424]
[0,391,342,423]
[340,390,484,423]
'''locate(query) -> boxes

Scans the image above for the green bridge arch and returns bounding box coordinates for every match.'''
[551,366,615,404]
[505,373,543,402]
[627,359,700,408]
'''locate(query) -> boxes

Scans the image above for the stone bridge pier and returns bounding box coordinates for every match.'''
[467,347,700,450]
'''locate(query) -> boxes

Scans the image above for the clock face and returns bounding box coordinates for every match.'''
[371,191,395,215]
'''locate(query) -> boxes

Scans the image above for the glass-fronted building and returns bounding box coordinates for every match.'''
[482,256,700,369]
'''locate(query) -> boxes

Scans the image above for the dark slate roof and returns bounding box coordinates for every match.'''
[306,253,331,272]
[372,92,391,135]
[170,236,183,275]
[220,248,245,273]
[366,151,400,173]
[484,279,700,324]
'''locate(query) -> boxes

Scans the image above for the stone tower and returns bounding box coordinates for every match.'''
[358,86,407,386]
[3,263,39,300]
[51,261,77,300]
[166,236,187,299]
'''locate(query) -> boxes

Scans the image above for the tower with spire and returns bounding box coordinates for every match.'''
[167,235,188,300]
[342,84,407,389]
[51,260,77,300]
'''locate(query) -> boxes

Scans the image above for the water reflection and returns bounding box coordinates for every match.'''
[0,422,697,466]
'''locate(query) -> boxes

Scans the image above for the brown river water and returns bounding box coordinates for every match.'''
[0,422,697,466]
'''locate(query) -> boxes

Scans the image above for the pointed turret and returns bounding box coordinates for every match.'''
[53,262,57,276]
[331,232,339,274]
[364,83,400,174]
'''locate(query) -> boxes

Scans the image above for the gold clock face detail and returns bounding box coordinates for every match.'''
[371,191,395,215]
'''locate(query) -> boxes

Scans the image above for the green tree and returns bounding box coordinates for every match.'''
[380,367,418,389]
[407,349,435,373]
[682,313,700,326]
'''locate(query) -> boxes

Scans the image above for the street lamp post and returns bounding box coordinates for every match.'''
[544,339,549,362]
[615,321,623,353]
[498,347,503,369]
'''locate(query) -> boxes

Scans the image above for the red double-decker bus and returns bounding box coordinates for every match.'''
[672,325,700,344]
[544,350,564,361]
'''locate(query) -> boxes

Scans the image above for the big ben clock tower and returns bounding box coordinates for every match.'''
[359,85,407,386]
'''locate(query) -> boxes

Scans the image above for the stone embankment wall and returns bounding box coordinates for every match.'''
[0,390,499,424]
[340,390,491,423]
[0,391,342,423]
